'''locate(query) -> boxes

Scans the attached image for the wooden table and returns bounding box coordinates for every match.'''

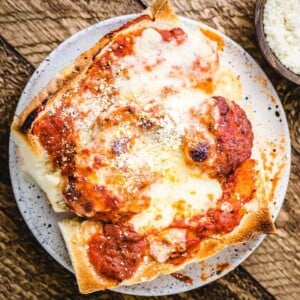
[0,0,299,299]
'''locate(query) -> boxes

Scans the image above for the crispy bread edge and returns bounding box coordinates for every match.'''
[144,0,179,23]
[58,165,274,294]
[13,0,275,293]
[59,206,274,294]
[11,0,175,212]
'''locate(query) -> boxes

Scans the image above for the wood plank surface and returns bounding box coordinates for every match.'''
[0,0,299,299]
[0,0,144,67]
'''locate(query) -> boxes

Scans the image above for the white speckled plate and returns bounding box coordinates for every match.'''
[9,14,290,296]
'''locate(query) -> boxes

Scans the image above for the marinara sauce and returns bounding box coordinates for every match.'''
[88,223,146,281]
[168,159,256,265]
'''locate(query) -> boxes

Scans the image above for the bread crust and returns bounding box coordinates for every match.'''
[12,18,152,132]
[59,136,274,294]
[144,0,179,23]
[59,190,274,294]
[11,0,179,212]
[12,1,180,134]
[12,0,275,293]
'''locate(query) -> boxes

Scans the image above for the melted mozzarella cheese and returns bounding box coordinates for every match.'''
[73,23,225,225]
[15,133,66,212]
[213,67,242,102]
[114,26,222,230]
[118,27,218,101]
[130,158,222,232]
[29,20,243,222]
[149,228,187,263]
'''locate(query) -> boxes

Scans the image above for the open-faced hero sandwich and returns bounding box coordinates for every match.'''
[11,0,275,294]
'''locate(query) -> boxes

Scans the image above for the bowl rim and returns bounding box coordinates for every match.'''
[255,0,300,85]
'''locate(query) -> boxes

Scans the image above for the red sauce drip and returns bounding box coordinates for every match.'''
[88,223,146,281]
[171,272,193,285]
[160,29,173,42]
[81,52,115,94]
[111,36,135,57]
[159,27,187,45]
[168,159,256,264]
[32,107,76,176]
[222,159,256,205]
[216,263,230,275]
[192,57,211,73]
[171,28,187,44]
[206,204,245,234]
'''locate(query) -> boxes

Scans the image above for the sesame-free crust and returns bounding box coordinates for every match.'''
[59,153,274,294]
[59,184,274,294]
[12,0,275,293]
[11,0,179,212]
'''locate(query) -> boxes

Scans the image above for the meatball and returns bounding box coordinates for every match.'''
[214,96,253,175]
[183,96,253,177]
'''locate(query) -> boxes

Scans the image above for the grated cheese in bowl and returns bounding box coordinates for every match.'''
[263,0,300,75]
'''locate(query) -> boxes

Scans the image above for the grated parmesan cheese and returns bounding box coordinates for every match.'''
[263,0,300,74]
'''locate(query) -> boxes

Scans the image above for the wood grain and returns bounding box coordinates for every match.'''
[0,0,299,298]
[0,0,144,67]
[0,36,34,185]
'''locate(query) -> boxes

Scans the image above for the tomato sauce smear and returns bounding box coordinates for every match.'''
[168,159,256,265]
[88,223,146,281]
[32,106,76,177]
[159,27,187,45]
